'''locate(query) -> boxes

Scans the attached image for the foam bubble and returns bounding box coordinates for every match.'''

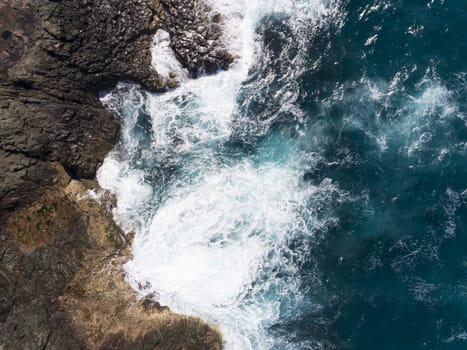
[127,160,306,308]
[401,83,458,158]
[98,158,153,233]
[151,29,188,84]
[98,0,344,348]
[125,160,344,349]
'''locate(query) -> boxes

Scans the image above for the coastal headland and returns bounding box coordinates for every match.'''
[0,1,232,348]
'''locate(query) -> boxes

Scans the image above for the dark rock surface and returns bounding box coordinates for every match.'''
[0,0,232,349]
[0,0,233,211]
[0,185,91,350]
[1,175,223,350]
[0,0,163,211]
[160,0,234,75]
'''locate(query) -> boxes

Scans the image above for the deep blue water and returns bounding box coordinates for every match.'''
[265,1,467,348]
[100,0,467,349]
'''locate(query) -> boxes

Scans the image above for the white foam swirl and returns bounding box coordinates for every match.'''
[98,0,343,348]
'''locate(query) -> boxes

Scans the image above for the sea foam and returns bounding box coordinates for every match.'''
[98,0,342,348]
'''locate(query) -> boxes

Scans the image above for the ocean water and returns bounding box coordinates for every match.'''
[98,0,467,349]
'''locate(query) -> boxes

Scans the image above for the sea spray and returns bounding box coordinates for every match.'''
[98,0,467,349]
[98,0,343,348]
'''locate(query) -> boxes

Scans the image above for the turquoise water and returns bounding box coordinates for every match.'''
[99,0,467,349]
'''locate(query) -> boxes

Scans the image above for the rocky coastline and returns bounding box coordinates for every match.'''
[0,1,232,348]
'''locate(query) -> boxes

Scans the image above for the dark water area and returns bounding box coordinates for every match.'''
[264,0,467,348]
[100,1,467,348]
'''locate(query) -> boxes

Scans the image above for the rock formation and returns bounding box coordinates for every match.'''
[0,0,232,348]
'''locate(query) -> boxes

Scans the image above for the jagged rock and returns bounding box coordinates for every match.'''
[1,173,223,349]
[159,0,234,75]
[0,0,232,348]
[0,0,233,211]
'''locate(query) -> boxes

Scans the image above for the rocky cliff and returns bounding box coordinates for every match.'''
[0,0,231,348]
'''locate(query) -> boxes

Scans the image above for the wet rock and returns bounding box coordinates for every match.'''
[0,0,163,209]
[1,174,223,349]
[59,180,222,350]
[0,0,234,211]
[0,0,229,348]
[159,0,234,76]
